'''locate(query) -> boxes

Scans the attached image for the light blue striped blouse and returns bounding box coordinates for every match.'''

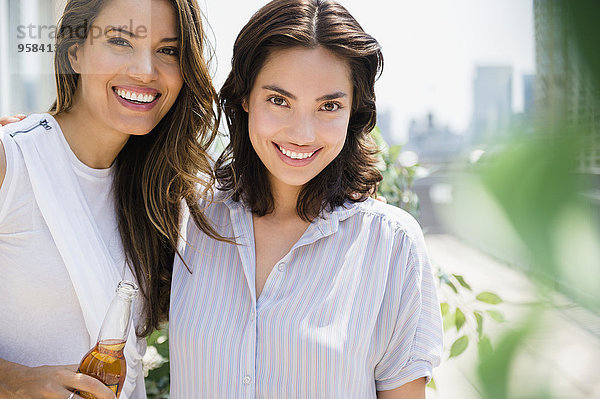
[170,193,443,398]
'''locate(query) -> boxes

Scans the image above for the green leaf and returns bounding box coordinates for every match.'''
[445,280,459,294]
[477,323,530,399]
[478,335,493,359]
[476,292,503,304]
[438,272,451,284]
[453,274,472,291]
[455,308,466,332]
[487,310,506,323]
[443,309,455,332]
[147,362,170,380]
[155,339,170,358]
[440,302,450,317]
[146,329,163,346]
[474,311,484,337]
[449,335,469,358]
[389,145,403,164]
[427,377,437,390]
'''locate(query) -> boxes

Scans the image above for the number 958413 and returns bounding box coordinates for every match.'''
[18,43,56,52]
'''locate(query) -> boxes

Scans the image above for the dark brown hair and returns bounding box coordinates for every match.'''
[216,0,384,221]
[52,0,222,336]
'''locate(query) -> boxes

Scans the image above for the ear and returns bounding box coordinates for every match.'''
[241,97,249,113]
[67,43,82,73]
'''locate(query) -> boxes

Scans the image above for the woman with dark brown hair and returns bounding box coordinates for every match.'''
[169,0,443,397]
[0,0,221,397]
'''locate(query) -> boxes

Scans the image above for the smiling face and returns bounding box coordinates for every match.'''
[243,46,353,195]
[68,0,183,137]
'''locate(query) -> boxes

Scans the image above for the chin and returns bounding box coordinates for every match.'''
[116,120,160,136]
[280,176,315,188]
[129,128,156,136]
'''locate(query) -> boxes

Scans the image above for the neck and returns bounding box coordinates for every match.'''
[266,181,304,222]
[54,107,129,170]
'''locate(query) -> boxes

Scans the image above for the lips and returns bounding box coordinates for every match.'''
[276,144,319,160]
[112,86,161,111]
[113,86,160,104]
[272,143,322,168]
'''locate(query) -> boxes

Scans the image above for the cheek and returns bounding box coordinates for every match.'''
[247,112,264,153]
[77,69,111,100]
[80,46,125,76]
[248,105,280,141]
[163,63,184,94]
[322,118,349,150]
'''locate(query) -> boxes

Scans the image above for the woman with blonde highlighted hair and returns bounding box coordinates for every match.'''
[0,0,222,397]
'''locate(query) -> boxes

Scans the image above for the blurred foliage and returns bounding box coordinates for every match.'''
[470,1,600,398]
[438,271,506,363]
[372,127,419,215]
[144,325,170,398]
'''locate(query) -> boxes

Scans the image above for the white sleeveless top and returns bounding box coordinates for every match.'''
[0,116,123,367]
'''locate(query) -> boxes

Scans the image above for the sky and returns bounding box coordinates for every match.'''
[198,0,535,144]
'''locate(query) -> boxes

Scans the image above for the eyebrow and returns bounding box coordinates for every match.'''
[316,92,348,102]
[263,85,296,100]
[106,27,179,43]
[106,27,136,37]
[263,85,348,102]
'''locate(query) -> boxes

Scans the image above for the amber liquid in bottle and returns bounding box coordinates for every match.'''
[73,281,138,399]
[74,339,127,398]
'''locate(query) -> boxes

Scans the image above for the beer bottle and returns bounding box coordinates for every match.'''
[73,280,139,399]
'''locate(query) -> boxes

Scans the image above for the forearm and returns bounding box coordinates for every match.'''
[0,357,27,384]
[0,357,116,399]
[377,377,427,399]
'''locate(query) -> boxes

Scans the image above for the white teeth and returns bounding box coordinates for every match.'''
[278,145,315,160]
[115,89,157,104]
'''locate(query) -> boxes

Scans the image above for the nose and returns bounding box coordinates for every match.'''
[287,111,316,145]
[127,49,158,83]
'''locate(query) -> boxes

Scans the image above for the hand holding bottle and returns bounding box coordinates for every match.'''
[0,359,116,399]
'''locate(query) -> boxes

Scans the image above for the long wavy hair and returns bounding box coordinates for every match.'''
[51,0,222,336]
[216,0,384,221]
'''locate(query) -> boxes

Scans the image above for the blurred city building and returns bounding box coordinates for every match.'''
[522,73,535,117]
[0,0,65,115]
[469,65,513,145]
[376,108,396,145]
[405,112,465,165]
[534,0,600,220]
[534,0,600,175]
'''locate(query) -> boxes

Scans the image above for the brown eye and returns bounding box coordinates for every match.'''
[108,37,131,47]
[159,47,179,56]
[269,96,288,107]
[321,102,340,112]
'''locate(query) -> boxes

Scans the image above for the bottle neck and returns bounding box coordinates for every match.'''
[97,294,135,344]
